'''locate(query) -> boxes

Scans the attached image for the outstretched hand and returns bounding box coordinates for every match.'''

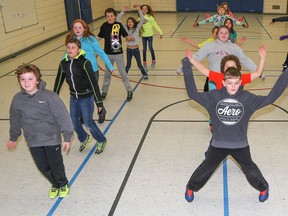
[133,4,141,11]
[258,45,267,58]
[192,23,198,28]
[123,6,130,12]
[269,20,274,25]
[181,37,189,43]
[243,24,249,28]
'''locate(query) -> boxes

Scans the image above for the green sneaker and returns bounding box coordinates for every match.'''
[126,91,133,102]
[79,134,92,152]
[59,184,69,198]
[95,140,107,154]
[49,187,59,199]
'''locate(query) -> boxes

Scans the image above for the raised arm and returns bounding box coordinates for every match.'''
[134,5,145,29]
[186,49,210,77]
[228,16,249,28]
[252,68,288,111]
[182,55,211,108]
[269,16,288,25]
[193,16,215,27]
[181,37,200,49]
[251,45,266,80]
[235,36,247,46]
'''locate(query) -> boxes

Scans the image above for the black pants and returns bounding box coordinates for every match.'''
[203,77,209,92]
[187,145,268,192]
[283,53,288,72]
[30,145,68,188]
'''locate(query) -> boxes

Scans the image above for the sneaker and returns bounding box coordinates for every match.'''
[95,140,107,154]
[283,63,288,72]
[176,66,183,75]
[49,187,59,199]
[209,123,213,133]
[98,106,106,125]
[259,185,269,202]
[79,134,92,152]
[127,91,133,102]
[101,92,107,100]
[185,186,194,202]
[151,60,156,68]
[260,74,266,80]
[59,184,69,198]
[143,74,149,80]
[143,61,147,70]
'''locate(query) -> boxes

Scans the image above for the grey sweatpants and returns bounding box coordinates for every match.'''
[102,54,133,93]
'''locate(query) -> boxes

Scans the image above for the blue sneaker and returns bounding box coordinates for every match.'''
[185,186,194,202]
[259,185,269,202]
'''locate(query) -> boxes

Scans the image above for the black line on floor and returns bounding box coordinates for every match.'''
[194,14,200,24]
[170,16,187,38]
[271,103,288,114]
[108,100,288,215]
[255,16,272,39]
[243,15,249,26]
[108,99,190,216]
[0,44,64,79]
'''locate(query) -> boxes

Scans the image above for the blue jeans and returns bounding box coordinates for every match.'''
[126,48,147,75]
[142,36,155,62]
[70,96,106,143]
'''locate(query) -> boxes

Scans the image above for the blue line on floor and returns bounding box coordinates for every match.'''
[223,159,229,216]
[47,76,144,216]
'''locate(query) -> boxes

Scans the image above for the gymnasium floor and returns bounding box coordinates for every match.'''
[0,12,288,216]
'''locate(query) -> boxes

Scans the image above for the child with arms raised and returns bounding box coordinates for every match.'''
[117,5,148,79]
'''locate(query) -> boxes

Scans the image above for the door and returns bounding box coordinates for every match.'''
[176,0,199,11]
[64,0,93,30]
[241,0,263,12]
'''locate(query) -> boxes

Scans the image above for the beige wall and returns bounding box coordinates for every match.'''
[0,0,68,60]
[264,0,287,13]
[114,0,176,11]
[91,0,114,20]
[0,0,114,61]
[0,0,286,61]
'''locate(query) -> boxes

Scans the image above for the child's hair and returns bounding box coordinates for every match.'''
[212,26,219,33]
[224,67,241,80]
[15,64,42,83]
[126,17,138,32]
[65,19,94,44]
[141,4,154,17]
[224,18,235,34]
[220,55,241,73]
[217,5,226,13]
[66,38,81,48]
[105,8,117,17]
[221,2,230,14]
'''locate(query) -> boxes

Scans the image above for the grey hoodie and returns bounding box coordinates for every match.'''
[183,57,288,149]
[192,39,257,72]
[9,80,74,147]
